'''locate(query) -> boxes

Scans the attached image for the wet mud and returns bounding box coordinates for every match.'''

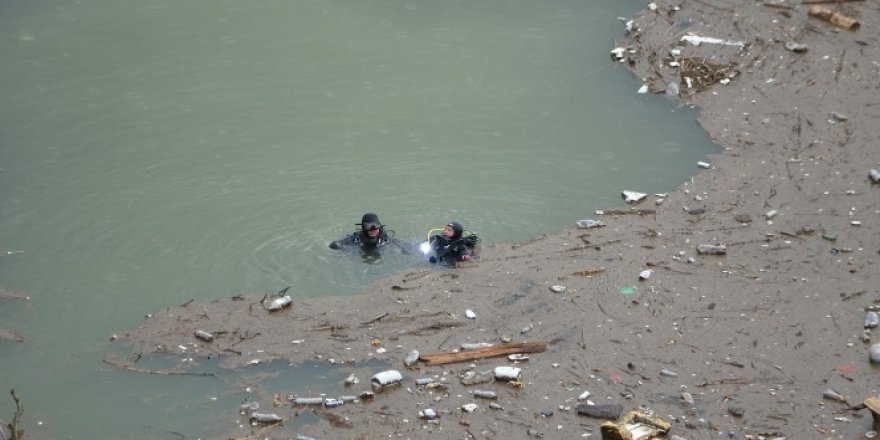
[113,2,880,439]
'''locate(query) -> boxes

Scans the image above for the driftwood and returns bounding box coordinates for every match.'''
[419,341,546,365]
[10,389,23,440]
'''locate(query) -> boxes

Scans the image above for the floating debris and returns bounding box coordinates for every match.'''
[622,190,647,204]
[404,350,420,367]
[371,370,403,389]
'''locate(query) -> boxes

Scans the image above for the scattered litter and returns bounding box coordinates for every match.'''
[404,350,420,367]
[765,209,778,219]
[622,190,647,204]
[660,368,678,377]
[324,398,344,408]
[637,84,649,94]
[550,285,566,293]
[461,342,493,350]
[494,366,522,381]
[696,244,727,255]
[870,342,880,364]
[578,391,591,401]
[344,374,359,386]
[866,312,880,329]
[831,112,848,121]
[294,397,324,405]
[240,401,259,414]
[576,219,606,229]
[680,34,745,48]
[266,295,292,312]
[680,57,738,91]
[869,169,880,183]
[784,42,808,53]
[250,413,283,425]
[619,286,637,296]
[697,161,711,169]
[823,388,848,404]
[194,330,214,342]
[420,408,438,420]
[371,370,403,390]
[461,403,478,413]
[465,309,477,319]
[808,5,860,30]
[600,410,671,440]
[508,353,529,362]
[638,270,652,281]
[472,390,498,400]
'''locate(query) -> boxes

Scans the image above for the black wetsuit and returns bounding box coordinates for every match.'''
[329,229,390,250]
[428,222,478,264]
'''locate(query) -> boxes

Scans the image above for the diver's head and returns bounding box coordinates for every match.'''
[360,213,382,240]
[444,222,463,240]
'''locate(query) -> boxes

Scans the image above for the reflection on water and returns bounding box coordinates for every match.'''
[0,0,716,438]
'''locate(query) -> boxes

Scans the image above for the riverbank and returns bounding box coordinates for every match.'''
[118,2,880,439]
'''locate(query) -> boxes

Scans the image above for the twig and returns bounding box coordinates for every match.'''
[10,389,23,440]
[140,425,186,439]
[102,357,216,377]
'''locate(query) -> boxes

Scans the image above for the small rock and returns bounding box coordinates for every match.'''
[575,403,622,420]
[728,404,745,417]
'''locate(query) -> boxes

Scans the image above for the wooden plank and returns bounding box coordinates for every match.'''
[419,341,546,365]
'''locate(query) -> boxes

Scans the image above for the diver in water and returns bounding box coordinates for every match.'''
[427,222,479,265]
[329,213,414,258]
[329,213,390,250]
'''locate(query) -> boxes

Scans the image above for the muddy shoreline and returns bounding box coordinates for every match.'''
[115,2,880,439]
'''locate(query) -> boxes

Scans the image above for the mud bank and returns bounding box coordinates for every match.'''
[114,2,880,439]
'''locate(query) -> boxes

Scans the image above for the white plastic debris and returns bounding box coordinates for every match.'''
[610,47,626,62]
[494,366,522,380]
[461,403,478,413]
[404,350,420,367]
[638,84,649,94]
[267,295,292,311]
[371,370,403,389]
[550,285,566,293]
[576,219,606,229]
[869,169,880,183]
[622,190,648,204]
[680,35,745,47]
[697,161,711,169]
[639,270,653,281]
[765,210,778,219]
[465,309,477,319]
[461,342,493,350]
[578,391,591,401]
